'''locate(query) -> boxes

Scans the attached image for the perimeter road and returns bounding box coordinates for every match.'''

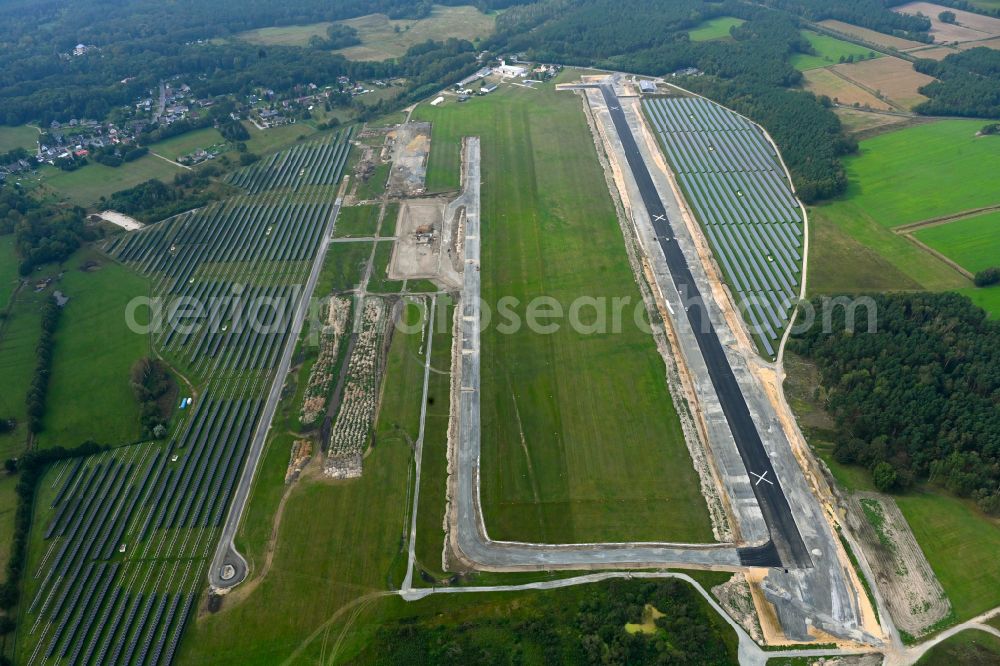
[209,198,344,590]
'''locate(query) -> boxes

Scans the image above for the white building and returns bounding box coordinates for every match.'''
[496,60,527,78]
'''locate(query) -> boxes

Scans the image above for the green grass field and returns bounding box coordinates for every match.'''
[244,121,317,157]
[40,153,183,206]
[0,235,18,311]
[806,121,1000,294]
[791,30,881,71]
[368,240,402,293]
[355,162,389,201]
[319,241,373,293]
[36,250,151,448]
[959,285,1000,318]
[917,629,1000,665]
[333,204,381,238]
[914,210,1000,275]
[0,125,38,152]
[414,74,713,543]
[841,122,1000,228]
[897,491,1000,621]
[148,127,226,161]
[334,5,495,61]
[688,16,745,41]
[0,279,46,456]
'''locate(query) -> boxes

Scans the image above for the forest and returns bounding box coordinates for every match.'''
[0,185,95,275]
[914,48,1000,118]
[493,2,854,201]
[790,292,1000,514]
[0,0,516,125]
[352,579,736,665]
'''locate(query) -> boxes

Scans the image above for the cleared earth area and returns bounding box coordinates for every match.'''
[414,78,714,544]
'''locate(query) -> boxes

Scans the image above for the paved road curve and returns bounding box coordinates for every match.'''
[209,199,343,589]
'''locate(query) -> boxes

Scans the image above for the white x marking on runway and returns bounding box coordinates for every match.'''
[610,106,619,110]
[751,470,773,486]
[653,214,666,221]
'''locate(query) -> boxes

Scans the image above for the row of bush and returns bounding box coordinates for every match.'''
[26,296,61,434]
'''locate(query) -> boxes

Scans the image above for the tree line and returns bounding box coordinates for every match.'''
[789,292,1000,514]
[129,358,175,439]
[354,578,736,664]
[25,295,62,434]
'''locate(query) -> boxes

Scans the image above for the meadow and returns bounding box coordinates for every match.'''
[916,630,1000,665]
[148,127,225,161]
[415,76,713,543]
[37,250,151,448]
[0,124,38,152]
[840,121,1000,228]
[914,210,1000,274]
[790,30,881,71]
[687,16,744,41]
[39,153,182,207]
[333,5,495,61]
[807,120,1000,294]
[333,204,381,238]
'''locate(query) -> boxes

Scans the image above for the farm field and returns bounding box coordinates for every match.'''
[790,30,881,71]
[39,154,183,207]
[834,108,912,135]
[644,96,804,357]
[838,120,1000,228]
[0,289,42,455]
[804,120,1000,292]
[333,5,495,61]
[808,202,966,293]
[894,1,1000,43]
[148,127,226,162]
[0,124,38,152]
[917,630,1000,665]
[36,250,151,449]
[914,210,1000,274]
[831,56,934,111]
[687,16,744,41]
[818,19,927,52]
[416,74,713,543]
[243,121,317,156]
[0,234,17,310]
[803,69,892,111]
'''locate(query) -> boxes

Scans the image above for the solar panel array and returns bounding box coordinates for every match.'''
[644,96,803,356]
[21,135,351,664]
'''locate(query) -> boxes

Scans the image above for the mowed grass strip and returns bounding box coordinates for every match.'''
[790,30,880,71]
[914,209,1000,274]
[688,16,744,41]
[415,78,713,543]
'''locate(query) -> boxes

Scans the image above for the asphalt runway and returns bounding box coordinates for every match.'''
[597,85,809,568]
